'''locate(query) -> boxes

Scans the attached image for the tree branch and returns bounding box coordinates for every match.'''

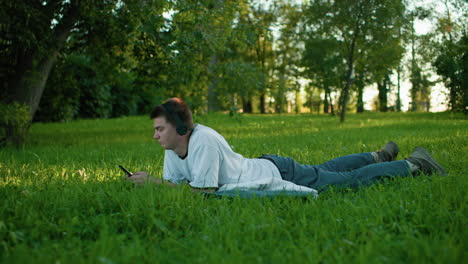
[52,2,81,49]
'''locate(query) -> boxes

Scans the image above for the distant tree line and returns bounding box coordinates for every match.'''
[0,0,466,146]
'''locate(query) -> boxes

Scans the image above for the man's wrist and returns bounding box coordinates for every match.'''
[146,176,161,184]
[147,177,177,187]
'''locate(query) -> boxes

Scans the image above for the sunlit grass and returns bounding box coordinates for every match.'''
[0,112,466,263]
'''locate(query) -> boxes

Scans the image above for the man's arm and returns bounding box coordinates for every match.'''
[128,171,177,187]
[128,172,216,192]
[190,187,217,193]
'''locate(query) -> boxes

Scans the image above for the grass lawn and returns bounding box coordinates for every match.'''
[0,112,466,263]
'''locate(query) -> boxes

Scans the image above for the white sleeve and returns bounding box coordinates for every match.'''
[188,145,221,189]
[162,151,185,184]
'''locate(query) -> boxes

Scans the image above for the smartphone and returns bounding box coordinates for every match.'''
[119,165,133,177]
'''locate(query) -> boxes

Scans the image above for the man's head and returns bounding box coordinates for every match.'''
[150,98,193,150]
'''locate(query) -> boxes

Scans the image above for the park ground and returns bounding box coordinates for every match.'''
[0,112,466,263]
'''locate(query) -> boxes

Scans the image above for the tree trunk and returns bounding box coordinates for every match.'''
[259,93,266,114]
[410,70,418,112]
[2,3,79,147]
[410,23,418,112]
[356,83,364,113]
[340,49,355,122]
[323,82,330,114]
[13,3,80,119]
[14,51,60,118]
[294,90,299,113]
[207,55,220,112]
[396,66,401,112]
[242,97,253,113]
[207,0,225,113]
[276,70,286,114]
[8,49,35,102]
[377,77,388,112]
[328,91,335,116]
[323,90,329,114]
[464,83,468,115]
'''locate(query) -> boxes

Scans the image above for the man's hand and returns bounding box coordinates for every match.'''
[127,171,177,187]
[127,171,155,185]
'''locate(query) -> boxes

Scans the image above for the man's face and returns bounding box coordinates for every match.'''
[153,117,179,150]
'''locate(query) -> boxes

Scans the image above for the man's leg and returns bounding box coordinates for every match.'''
[315,152,375,172]
[316,141,399,172]
[259,141,400,189]
[311,146,446,190]
[309,160,411,191]
[259,153,387,188]
[260,145,442,192]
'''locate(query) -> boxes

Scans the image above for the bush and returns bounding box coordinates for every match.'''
[35,56,81,122]
[0,102,31,148]
[109,71,138,118]
[36,53,143,122]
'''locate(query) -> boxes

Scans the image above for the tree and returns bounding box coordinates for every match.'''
[167,0,247,113]
[303,0,406,121]
[216,60,264,112]
[432,0,467,113]
[0,0,169,145]
[404,7,435,112]
[242,1,276,113]
[365,5,405,112]
[434,35,467,113]
[212,0,273,113]
[1,1,81,121]
[273,2,303,113]
[302,37,342,114]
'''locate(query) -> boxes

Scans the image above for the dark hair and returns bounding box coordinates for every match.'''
[150,98,193,130]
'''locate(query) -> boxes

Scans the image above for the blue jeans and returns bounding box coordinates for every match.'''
[259,153,411,191]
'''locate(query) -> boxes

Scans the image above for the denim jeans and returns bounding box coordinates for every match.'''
[259,153,411,191]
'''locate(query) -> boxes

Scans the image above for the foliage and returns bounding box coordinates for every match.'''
[0,0,466,140]
[216,60,265,110]
[164,0,236,112]
[0,113,466,263]
[271,1,303,113]
[35,54,138,121]
[302,37,343,113]
[0,0,171,148]
[301,0,406,120]
[405,8,435,112]
[241,1,277,113]
[34,55,80,122]
[433,32,467,113]
[0,102,31,148]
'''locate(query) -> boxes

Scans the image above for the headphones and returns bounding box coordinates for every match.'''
[162,102,189,135]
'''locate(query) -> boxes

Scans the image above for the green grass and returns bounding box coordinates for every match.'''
[0,112,467,263]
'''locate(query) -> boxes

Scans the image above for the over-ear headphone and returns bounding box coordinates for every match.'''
[162,102,189,135]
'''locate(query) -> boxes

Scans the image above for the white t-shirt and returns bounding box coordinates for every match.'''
[163,124,318,195]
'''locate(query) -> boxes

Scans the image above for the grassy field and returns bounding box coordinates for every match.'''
[0,112,466,263]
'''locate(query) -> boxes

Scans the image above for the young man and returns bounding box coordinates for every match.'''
[128,98,447,195]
